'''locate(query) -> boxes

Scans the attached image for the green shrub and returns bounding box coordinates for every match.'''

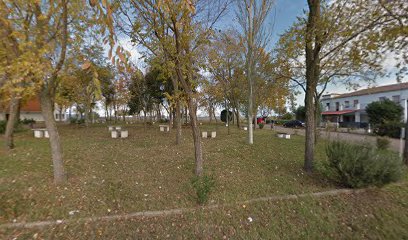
[324,141,404,188]
[191,175,215,204]
[376,137,390,150]
[0,120,6,134]
[21,118,36,125]
[258,122,264,129]
[375,121,403,138]
[159,119,169,123]
[69,118,78,124]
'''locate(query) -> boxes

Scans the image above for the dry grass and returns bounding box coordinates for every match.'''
[0,123,407,239]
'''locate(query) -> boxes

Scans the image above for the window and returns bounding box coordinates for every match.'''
[353,99,359,107]
[344,101,350,108]
[326,103,330,110]
[55,114,59,120]
[379,97,387,101]
[392,95,400,103]
[335,102,340,111]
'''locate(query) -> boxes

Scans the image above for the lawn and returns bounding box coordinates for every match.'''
[1,123,407,239]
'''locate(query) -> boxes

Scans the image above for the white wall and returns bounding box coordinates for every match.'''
[1,107,71,122]
[321,88,408,123]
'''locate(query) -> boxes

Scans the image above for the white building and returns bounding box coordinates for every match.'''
[320,82,408,128]
[0,97,69,122]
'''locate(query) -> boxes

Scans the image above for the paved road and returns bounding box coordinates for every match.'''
[273,126,403,153]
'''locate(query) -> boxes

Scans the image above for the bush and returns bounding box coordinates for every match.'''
[220,109,233,123]
[69,117,78,124]
[159,118,169,123]
[366,99,403,125]
[324,141,404,188]
[0,120,6,134]
[21,118,36,126]
[191,175,215,204]
[69,118,85,125]
[376,137,390,150]
[375,121,403,138]
[258,122,264,129]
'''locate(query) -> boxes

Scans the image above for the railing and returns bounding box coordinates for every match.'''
[323,103,366,112]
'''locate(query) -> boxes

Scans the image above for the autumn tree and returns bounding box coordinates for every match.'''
[118,0,229,176]
[206,30,245,132]
[269,0,407,172]
[0,0,116,184]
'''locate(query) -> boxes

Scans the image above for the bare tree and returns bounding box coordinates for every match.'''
[236,0,274,144]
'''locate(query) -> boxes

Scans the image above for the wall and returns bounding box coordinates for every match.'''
[321,88,408,123]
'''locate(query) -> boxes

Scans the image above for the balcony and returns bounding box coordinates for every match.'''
[324,103,364,112]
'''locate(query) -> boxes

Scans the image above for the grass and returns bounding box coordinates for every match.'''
[0,123,407,239]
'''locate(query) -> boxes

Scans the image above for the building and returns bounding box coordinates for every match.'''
[0,97,68,122]
[320,82,408,128]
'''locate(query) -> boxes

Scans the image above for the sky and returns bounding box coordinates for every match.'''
[118,0,406,114]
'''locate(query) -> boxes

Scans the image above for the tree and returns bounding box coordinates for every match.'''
[0,0,116,184]
[118,0,229,176]
[236,0,274,144]
[295,106,306,122]
[220,109,233,123]
[296,0,405,172]
[128,66,166,124]
[206,30,245,132]
[366,99,403,125]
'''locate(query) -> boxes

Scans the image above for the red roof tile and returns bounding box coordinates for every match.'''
[20,98,41,112]
[0,97,42,113]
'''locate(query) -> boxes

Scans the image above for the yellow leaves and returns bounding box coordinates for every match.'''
[81,61,91,70]
[102,0,108,8]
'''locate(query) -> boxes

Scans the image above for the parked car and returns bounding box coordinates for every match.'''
[283,120,304,128]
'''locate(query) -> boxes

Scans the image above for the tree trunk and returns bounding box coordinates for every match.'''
[404,116,408,165]
[314,99,321,144]
[143,111,147,130]
[235,108,240,128]
[169,106,173,128]
[247,1,254,145]
[225,100,230,135]
[4,94,20,150]
[175,60,203,176]
[175,98,182,145]
[40,90,66,184]
[187,97,203,176]
[209,105,212,123]
[304,0,321,173]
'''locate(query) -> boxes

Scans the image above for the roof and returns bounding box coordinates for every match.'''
[21,98,41,112]
[322,110,357,115]
[0,97,42,113]
[329,82,408,99]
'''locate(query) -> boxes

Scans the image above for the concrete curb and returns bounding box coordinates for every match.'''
[0,188,366,230]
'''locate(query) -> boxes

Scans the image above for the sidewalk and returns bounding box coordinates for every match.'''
[273,126,403,153]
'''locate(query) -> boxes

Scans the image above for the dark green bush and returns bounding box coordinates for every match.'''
[69,117,78,124]
[191,175,215,204]
[258,123,264,129]
[21,118,36,125]
[0,120,6,134]
[374,121,403,138]
[324,141,404,188]
[159,118,169,123]
[274,120,289,125]
[220,109,233,123]
[376,137,390,150]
